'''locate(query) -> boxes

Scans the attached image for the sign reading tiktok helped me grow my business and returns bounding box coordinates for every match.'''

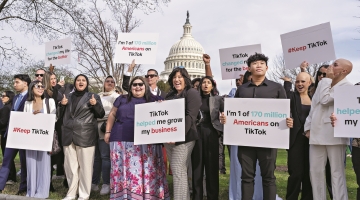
[219,44,261,80]
[45,37,72,66]
[7,111,56,151]
[223,98,290,149]
[281,22,336,69]
[134,99,185,145]
[334,86,360,138]
[114,33,159,64]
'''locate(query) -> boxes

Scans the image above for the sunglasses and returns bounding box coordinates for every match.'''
[145,74,158,78]
[0,94,7,98]
[132,83,144,87]
[35,74,44,77]
[34,85,45,89]
[173,66,185,70]
[317,72,326,77]
[105,80,115,83]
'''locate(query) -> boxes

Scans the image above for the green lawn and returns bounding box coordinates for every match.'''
[0,149,357,199]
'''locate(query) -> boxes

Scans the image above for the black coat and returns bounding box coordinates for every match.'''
[58,92,105,147]
[0,103,11,134]
[284,81,311,148]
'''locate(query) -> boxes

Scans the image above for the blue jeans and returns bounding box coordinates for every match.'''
[92,139,110,185]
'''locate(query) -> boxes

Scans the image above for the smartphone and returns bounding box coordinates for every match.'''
[60,76,65,82]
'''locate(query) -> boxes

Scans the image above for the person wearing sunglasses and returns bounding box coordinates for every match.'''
[58,74,105,200]
[0,91,16,185]
[104,76,170,199]
[0,74,31,195]
[91,75,119,195]
[122,60,167,98]
[34,68,46,82]
[305,59,353,200]
[22,81,56,198]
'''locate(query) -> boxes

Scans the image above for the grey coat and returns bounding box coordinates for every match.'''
[209,96,224,132]
[58,92,105,147]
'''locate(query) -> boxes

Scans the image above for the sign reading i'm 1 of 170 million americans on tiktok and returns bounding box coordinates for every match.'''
[114,33,159,65]
[223,98,290,149]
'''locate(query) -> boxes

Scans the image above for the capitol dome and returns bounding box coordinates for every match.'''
[160,11,206,81]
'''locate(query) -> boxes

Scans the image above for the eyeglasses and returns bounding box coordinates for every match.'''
[145,74,158,78]
[34,85,45,89]
[132,83,144,87]
[35,74,44,77]
[105,80,115,83]
[317,72,326,77]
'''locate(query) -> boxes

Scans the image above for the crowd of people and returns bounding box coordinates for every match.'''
[0,52,358,200]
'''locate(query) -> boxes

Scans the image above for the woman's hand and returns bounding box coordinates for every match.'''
[330,113,337,127]
[89,94,97,106]
[61,94,68,105]
[104,132,110,144]
[286,118,293,128]
[33,110,41,115]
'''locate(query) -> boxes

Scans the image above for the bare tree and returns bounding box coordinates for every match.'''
[267,54,329,85]
[73,0,169,90]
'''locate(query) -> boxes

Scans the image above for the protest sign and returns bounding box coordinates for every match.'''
[334,86,360,138]
[134,99,185,145]
[219,44,261,80]
[281,22,336,69]
[223,98,290,149]
[114,33,159,64]
[45,37,71,66]
[7,111,56,151]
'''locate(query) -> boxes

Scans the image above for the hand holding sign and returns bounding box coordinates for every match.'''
[220,112,226,124]
[330,113,337,127]
[61,94,68,105]
[286,118,293,128]
[89,94,97,106]
[33,110,41,115]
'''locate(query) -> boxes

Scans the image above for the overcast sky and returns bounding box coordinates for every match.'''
[2,0,359,94]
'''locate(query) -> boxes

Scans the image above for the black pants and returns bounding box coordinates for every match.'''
[0,133,16,182]
[352,146,360,200]
[218,134,231,173]
[54,121,65,176]
[286,134,312,200]
[238,146,277,200]
[191,124,219,200]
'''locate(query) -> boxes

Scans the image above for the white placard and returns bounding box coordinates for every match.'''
[134,99,185,145]
[7,112,56,151]
[114,33,159,64]
[281,22,336,69]
[334,86,360,137]
[224,98,290,149]
[45,37,72,66]
[219,44,262,80]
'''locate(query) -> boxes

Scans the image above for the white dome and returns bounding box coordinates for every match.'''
[160,12,206,81]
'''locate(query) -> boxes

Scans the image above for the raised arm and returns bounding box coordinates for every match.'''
[203,54,212,77]
[122,59,136,93]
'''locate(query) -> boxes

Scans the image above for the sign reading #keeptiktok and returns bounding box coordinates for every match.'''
[134,99,185,145]
[223,98,290,149]
[281,22,336,69]
[219,44,261,80]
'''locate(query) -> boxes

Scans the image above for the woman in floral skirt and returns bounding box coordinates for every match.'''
[104,76,170,200]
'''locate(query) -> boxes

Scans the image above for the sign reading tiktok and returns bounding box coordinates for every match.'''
[223,98,290,149]
[134,99,185,145]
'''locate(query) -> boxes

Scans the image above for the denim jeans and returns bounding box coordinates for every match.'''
[92,139,110,184]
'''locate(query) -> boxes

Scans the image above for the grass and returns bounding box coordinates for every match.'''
[0,149,357,199]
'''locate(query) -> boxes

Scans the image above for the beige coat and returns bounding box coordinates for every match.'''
[304,77,352,145]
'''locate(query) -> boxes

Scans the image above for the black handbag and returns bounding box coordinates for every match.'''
[45,98,61,155]
[100,121,107,133]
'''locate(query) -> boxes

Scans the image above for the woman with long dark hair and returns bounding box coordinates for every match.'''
[0,91,16,185]
[59,74,105,200]
[164,66,201,199]
[24,80,56,198]
[104,76,169,200]
[191,76,223,200]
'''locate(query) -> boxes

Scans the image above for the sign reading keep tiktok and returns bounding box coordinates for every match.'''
[224,98,290,149]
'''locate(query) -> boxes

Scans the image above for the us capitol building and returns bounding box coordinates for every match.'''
[160,11,206,81]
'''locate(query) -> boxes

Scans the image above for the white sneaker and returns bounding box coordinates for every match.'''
[100,184,110,195]
[6,180,15,185]
[62,196,75,200]
[91,184,99,191]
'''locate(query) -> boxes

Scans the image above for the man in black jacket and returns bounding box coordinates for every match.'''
[122,60,167,98]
